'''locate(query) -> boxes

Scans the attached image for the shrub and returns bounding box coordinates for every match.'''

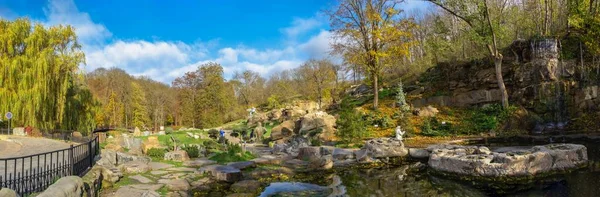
[208,129,219,139]
[165,127,174,134]
[336,99,368,144]
[420,117,451,137]
[181,144,200,158]
[364,111,394,129]
[147,148,166,158]
[209,144,255,164]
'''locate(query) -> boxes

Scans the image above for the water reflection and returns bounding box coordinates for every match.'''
[259,141,600,197]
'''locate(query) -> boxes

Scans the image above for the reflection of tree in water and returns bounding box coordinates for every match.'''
[336,163,486,197]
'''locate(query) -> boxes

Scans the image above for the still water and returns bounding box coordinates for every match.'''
[260,140,600,197]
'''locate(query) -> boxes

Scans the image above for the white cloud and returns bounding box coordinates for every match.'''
[44,0,111,46]
[299,30,333,59]
[34,0,339,84]
[280,17,322,39]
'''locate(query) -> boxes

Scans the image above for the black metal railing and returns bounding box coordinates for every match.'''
[0,135,99,196]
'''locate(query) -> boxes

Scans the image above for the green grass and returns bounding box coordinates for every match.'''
[262,121,280,138]
[137,130,208,146]
[113,176,134,188]
[150,157,184,167]
[210,151,256,164]
[219,119,246,130]
[157,186,169,195]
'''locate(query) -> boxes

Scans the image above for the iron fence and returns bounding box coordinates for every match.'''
[0,135,99,196]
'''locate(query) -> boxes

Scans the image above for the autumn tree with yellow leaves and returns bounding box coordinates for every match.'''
[330,0,415,109]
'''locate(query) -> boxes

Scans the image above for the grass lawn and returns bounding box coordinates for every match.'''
[136,130,209,145]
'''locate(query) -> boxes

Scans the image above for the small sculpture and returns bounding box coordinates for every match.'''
[395,126,405,141]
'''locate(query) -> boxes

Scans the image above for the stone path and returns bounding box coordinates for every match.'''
[103,158,226,197]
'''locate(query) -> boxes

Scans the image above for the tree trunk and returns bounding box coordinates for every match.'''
[373,73,379,109]
[494,55,509,108]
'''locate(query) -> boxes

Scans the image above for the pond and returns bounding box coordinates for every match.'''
[259,139,600,197]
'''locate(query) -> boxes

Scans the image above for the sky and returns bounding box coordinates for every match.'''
[0,0,432,84]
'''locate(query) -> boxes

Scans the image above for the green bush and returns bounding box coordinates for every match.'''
[181,144,200,158]
[165,127,174,134]
[364,111,394,129]
[420,117,451,137]
[336,99,368,144]
[209,144,255,164]
[208,129,219,139]
[147,148,166,158]
[203,140,223,153]
[459,104,516,135]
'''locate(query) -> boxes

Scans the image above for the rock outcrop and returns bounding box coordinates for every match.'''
[428,144,588,178]
[37,176,84,197]
[164,150,190,162]
[362,138,408,158]
[298,111,337,141]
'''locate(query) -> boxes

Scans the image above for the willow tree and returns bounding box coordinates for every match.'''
[330,0,414,109]
[0,18,97,133]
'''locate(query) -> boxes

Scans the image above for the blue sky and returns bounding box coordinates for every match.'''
[0,0,431,83]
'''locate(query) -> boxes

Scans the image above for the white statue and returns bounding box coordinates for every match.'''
[395,126,405,141]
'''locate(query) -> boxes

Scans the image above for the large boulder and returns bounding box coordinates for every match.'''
[272,136,309,156]
[363,138,408,158]
[296,146,321,160]
[142,136,162,154]
[268,109,283,121]
[164,150,190,162]
[298,111,337,141]
[133,127,142,137]
[271,120,297,141]
[248,112,268,126]
[428,144,588,178]
[0,188,17,197]
[97,149,151,166]
[37,176,84,197]
[199,165,242,182]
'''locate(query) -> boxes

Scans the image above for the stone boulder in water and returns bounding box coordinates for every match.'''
[362,138,408,158]
[428,144,588,178]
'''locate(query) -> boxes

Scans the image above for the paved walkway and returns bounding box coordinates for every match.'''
[0,136,78,180]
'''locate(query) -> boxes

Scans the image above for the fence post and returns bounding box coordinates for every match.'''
[88,140,93,169]
[69,145,74,175]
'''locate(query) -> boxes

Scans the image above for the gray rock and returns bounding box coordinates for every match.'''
[113,184,163,197]
[162,179,190,191]
[183,158,216,167]
[296,146,321,160]
[166,191,189,197]
[119,161,151,174]
[149,162,174,170]
[150,170,169,175]
[230,180,261,193]
[227,161,256,170]
[428,144,588,177]
[130,175,153,184]
[0,188,17,197]
[320,146,335,156]
[199,165,242,182]
[37,176,84,197]
[164,150,190,162]
[408,148,430,159]
[363,138,408,158]
[166,167,197,172]
[98,165,123,184]
[332,148,355,160]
